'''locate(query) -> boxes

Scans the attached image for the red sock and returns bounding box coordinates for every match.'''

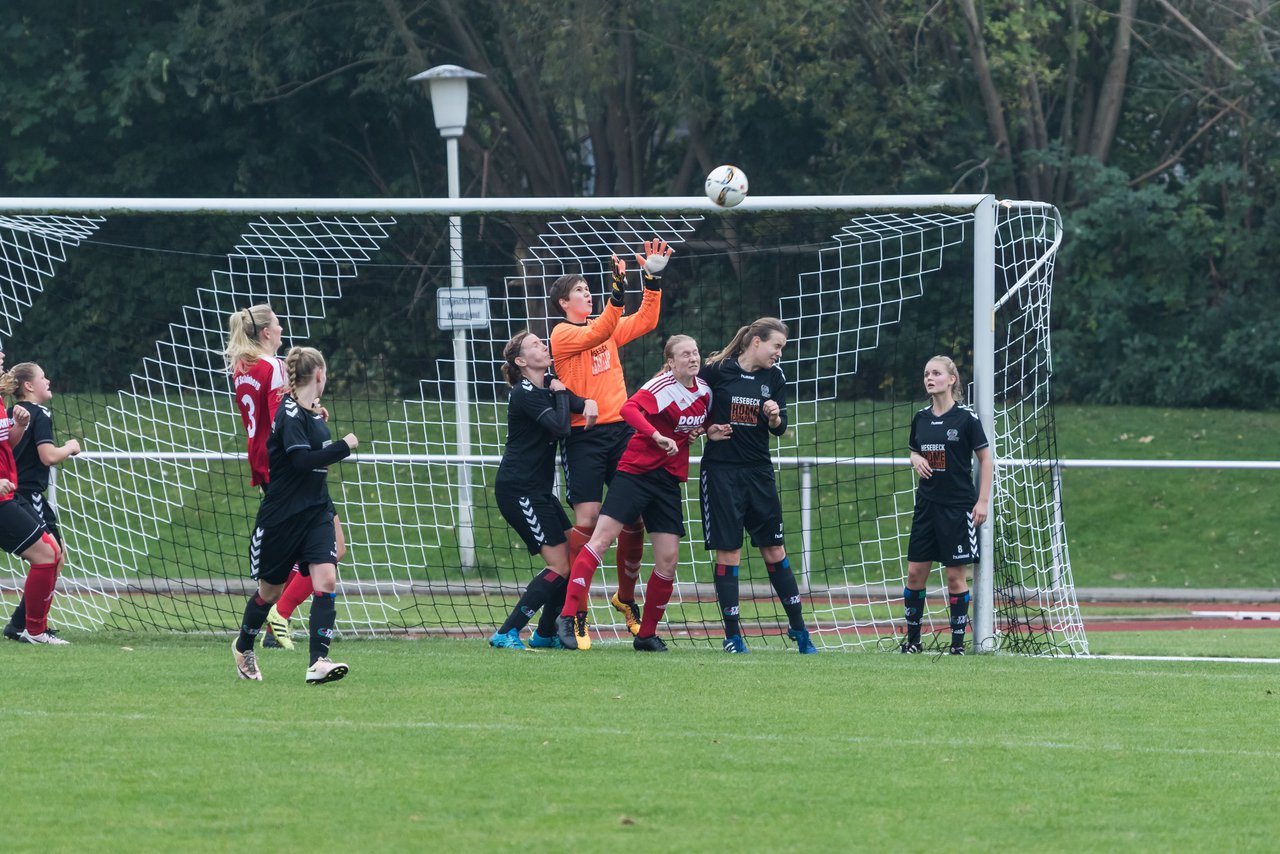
[638,572,674,638]
[23,561,59,635]
[615,523,644,600]
[275,567,313,620]
[561,545,601,617]
[568,525,594,600]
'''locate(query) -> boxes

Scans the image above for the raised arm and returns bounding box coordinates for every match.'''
[549,299,623,357]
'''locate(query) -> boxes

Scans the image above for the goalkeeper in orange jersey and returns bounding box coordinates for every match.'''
[548,237,671,648]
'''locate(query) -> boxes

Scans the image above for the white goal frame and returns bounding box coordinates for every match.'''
[0,193,1068,654]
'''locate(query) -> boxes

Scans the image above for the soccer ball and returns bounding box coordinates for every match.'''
[704,164,748,207]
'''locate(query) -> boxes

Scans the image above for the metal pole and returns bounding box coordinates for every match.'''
[972,196,997,653]
[800,462,812,591]
[447,136,476,570]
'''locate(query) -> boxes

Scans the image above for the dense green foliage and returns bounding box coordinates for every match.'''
[4,633,1279,850]
[4,2,1280,404]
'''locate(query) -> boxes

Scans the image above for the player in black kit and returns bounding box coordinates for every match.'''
[231,346,357,684]
[700,318,818,654]
[2,362,81,643]
[490,330,596,650]
[900,355,992,655]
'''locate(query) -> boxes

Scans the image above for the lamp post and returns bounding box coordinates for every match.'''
[412,63,486,570]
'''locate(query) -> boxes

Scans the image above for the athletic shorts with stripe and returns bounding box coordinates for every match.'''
[250,505,337,585]
[906,498,979,566]
[560,421,632,506]
[495,486,571,555]
[0,498,48,555]
[599,469,685,537]
[14,491,61,545]
[699,463,785,552]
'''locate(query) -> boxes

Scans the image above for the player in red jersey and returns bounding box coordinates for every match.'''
[554,335,727,651]
[0,351,64,645]
[224,304,346,650]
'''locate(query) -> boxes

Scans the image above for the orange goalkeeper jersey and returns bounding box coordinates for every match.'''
[550,288,662,428]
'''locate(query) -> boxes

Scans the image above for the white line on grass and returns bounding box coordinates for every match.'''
[1082,654,1280,664]
[5,708,1279,760]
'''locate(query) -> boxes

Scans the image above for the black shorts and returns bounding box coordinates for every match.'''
[495,484,571,555]
[906,498,978,566]
[600,469,685,537]
[561,421,633,506]
[0,498,47,556]
[700,464,785,551]
[14,491,61,545]
[250,505,337,585]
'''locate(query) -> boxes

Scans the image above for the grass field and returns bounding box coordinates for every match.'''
[3,631,1279,852]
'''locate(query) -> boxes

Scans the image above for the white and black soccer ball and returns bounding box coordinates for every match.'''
[705,164,749,208]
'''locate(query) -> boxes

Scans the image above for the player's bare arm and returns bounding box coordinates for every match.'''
[910,451,932,479]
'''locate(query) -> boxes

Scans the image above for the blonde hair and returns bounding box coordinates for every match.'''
[0,370,15,398]
[928,354,965,403]
[705,317,788,366]
[283,346,326,398]
[653,334,697,378]
[10,362,40,400]
[223,303,275,373]
[502,330,535,386]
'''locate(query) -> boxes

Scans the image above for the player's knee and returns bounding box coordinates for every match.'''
[310,564,337,594]
[27,532,61,566]
[760,545,786,564]
[44,532,62,565]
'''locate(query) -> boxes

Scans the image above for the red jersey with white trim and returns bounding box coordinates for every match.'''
[617,372,711,481]
[0,416,17,502]
[232,355,286,487]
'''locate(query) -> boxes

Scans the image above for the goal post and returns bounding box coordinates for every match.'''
[0,194,1085,655]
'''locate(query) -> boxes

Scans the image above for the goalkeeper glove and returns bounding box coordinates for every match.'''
[609,256,627,306]
[635,238,672,290]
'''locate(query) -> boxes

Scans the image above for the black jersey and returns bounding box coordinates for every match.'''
[496,378,573,492]
[908,403,989,507]
[699,357,788,467]
[255,394,350,528]
[10,401,54,493]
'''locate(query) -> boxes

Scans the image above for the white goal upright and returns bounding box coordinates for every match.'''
[0,194,1085,655]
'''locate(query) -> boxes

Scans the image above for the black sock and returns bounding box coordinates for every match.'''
[903,587,926,644]
[8,595,26,630]
[309,592,337,665]
[713,564,741,637]
[501,568,561,633]
[236,593,272,652]
[534,572,569,637]
[949,590,970,648]
[766,557,805,631]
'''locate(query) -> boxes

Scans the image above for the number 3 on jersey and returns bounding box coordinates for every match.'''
[240,393,257,438]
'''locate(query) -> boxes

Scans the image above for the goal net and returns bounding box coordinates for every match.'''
[0,197,1085,655]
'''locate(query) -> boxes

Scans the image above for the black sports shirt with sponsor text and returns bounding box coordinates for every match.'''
[699,356,788,467]
[907,403,989,507]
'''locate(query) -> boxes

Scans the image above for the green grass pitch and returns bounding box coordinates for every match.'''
[3,631,1278,851]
